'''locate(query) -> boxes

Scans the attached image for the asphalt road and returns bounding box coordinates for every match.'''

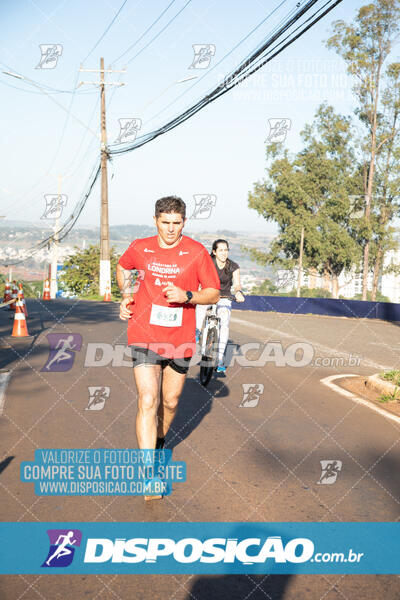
[0,299,399,599]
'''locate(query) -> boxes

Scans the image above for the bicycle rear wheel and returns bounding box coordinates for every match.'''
[199,327,218,387]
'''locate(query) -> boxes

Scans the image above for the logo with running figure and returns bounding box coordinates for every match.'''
[190,194,217,219]
[41,333,82,372]
[239,383,264,407]
[122,269,145,295]
[41,529,82,567]
[267,118,291,143]
[36,44,63,69]
[41,194,68,220]
[189,44,216,69]
[317,460,342,485]
[115,118,142,144]
[85,386,110,411]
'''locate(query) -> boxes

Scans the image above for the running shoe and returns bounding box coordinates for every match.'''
[216,365,226,374]
[144,477,164,501]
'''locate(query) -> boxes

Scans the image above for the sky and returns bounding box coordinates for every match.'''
[0,0,363,240]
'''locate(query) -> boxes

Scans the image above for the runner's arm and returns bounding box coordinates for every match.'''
[117,264,135,320]
[232,269,245,302]
[162,283,219,305]
[116,264,134,299]
[190,287,220,305]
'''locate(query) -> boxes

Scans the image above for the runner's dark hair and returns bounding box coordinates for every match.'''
[211,239,232,274]
[155,196,186,218]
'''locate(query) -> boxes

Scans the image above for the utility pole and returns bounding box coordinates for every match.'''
[79,59,125,295]
[50,175,61,299]
[100,57,110,297]
[48,174,69,299]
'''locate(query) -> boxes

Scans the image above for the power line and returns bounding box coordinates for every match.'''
[2,0,343,265]
[144,0,292,126]
[113,0,179,64]
[119,0,193,66]
[1,160,101,266]
[108,0,342,156]
[233,0,339,85]
[0,78,96,95]
[82,0,130,63]
[0,1,129,232]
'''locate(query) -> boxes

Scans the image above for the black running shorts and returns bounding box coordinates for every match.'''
[130,345,191,375]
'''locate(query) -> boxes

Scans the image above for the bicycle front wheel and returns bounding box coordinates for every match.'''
[199,327,218,387]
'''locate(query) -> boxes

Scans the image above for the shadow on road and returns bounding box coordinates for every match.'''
[166,373,231,449]
[0,298,121,374]
[187,574,291,599]
[250,442,400,520]
[186,524,293,600]
[0,456,14,474]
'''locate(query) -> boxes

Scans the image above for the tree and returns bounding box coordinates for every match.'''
[59,245,120,298]
[370,62,400,299]
[250,278,277,295]
[246,105,362,298]
[326,0,400,299]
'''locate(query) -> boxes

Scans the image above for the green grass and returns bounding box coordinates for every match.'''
[378,385,400,403]
[380,370,400,386]
[83,293,119,302]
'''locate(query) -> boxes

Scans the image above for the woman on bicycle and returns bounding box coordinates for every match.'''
[196,239,245,373]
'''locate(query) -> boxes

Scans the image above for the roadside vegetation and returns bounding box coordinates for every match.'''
[245,0,400,301]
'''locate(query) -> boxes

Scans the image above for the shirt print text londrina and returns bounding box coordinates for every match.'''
[118,235,220,358]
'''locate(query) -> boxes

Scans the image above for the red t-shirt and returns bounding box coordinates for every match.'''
[118,235,220,358]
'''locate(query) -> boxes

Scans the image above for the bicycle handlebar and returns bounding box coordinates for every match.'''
[228,292,246,302]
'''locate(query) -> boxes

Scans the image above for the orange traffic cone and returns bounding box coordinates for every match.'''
[10,281,18,310]
[18,283,28,317]
[43,279,51,301]
[12,292,29,337]
[103,283,111,302]
[3,281,11,304]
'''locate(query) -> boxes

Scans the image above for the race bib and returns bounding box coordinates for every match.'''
[150,304,183,327]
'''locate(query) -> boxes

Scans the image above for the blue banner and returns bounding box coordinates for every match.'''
[233,295,400,322]
[20,449,186,496]
[0,522,398,574]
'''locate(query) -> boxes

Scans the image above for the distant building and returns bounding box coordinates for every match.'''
[381,247,400,303]
[274,264,398,301]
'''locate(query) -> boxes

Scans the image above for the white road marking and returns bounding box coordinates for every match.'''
[320,374,400,426]
[230,316,394,371]
[0,371,11,416]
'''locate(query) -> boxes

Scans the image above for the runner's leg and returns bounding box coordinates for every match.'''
[157,365,187,439]
[196,303,207,332]
[133,364,162,449]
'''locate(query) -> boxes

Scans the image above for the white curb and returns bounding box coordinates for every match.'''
[320,374,400,426]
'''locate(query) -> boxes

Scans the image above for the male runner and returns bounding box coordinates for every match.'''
[117,196,220,455]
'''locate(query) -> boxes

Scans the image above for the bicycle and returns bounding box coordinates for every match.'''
[199,302,221,387]
[198,294,241,387]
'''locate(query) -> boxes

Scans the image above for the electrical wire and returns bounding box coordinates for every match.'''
[112,0,179,64]
[0,77,97,95]
[144,0,292,126]
[0,0,129,95]
[0,0,129,230]
[108,0,342,156]
[1,160,101,266]
[82,0,130,64]
[123,0,193,66]
[2,0,343,265]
